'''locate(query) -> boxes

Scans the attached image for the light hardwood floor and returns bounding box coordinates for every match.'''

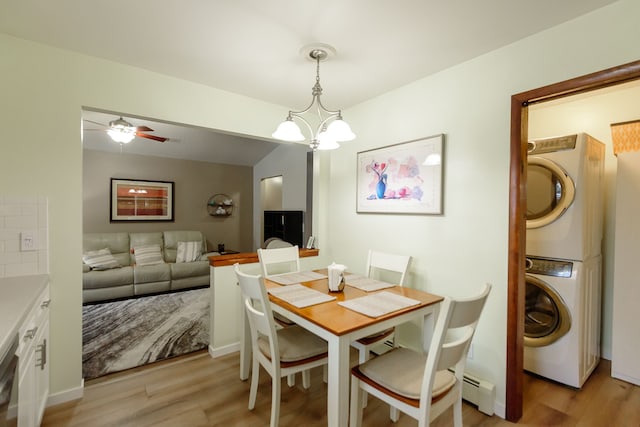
[42,351,639,426]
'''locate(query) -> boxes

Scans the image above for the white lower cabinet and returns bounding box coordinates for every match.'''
[17,286,50,427]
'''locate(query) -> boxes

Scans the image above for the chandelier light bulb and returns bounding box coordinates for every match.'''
[326,117,356,142]
[272,118,305,142]
[317,130,340,150]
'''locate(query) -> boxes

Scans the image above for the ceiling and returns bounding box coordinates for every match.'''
[1,0,618,164]
[81,110,282,166]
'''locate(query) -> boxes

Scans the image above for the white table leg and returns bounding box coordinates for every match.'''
[239,303,250,380]
[326,335,351,427]
[422,305,439,352]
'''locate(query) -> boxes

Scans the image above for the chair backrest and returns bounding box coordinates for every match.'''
[366,250,412,286]
[419,283,491,407]
[257,245,300,277]
[234,264,279,365]
[262,237,294,249]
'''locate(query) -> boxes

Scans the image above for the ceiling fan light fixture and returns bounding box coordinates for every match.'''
[107,116,136,143]
[272,44,355,151]
[107,128,135,143]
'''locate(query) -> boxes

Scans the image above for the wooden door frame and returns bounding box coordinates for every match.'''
[506,59,640,421]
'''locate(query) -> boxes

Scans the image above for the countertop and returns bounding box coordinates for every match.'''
[0,274,49,360]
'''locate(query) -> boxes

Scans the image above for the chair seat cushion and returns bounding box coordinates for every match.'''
[357,327,395,345]
[359,347,456,400]
[258,325,327,362]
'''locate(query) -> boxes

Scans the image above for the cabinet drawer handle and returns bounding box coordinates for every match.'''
[24,327,38,340]
[36,339,47,370]
[41,299,51,308]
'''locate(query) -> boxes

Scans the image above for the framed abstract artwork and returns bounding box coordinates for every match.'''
[356,134,444,214]
[110,178,175,221]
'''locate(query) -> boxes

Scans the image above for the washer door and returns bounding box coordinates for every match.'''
[524,275,572,347]
[526,156,575,229]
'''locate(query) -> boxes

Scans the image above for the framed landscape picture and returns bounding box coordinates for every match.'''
[356,134,444,214]
[110,178,174,221]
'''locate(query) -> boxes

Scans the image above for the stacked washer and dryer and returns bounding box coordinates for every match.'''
[524,133,604,388]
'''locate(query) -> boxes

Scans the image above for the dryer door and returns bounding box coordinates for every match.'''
[524,274,572,347]
[526,156,575,229]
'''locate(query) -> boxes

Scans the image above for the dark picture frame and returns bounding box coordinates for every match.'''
[110,178,174,222]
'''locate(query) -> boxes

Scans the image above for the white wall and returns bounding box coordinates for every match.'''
[529,80,640,360]
[1,0,639,414]
[0,197,48,277]
[0,32,283,399]
[252,143,308,249]
[321,0,640,416]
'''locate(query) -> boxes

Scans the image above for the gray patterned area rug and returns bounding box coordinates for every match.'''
[82,287,209,380]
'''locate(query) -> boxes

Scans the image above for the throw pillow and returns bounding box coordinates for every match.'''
[83,248,121,270]
[134,244,164,266]
[176,241,202,263]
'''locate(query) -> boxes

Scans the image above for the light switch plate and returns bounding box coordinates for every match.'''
[20,230,38,251]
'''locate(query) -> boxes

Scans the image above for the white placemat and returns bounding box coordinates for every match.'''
[268,284,336,308]
[344,274,396,292]
[267,271,328,286]
[338,291,421,318]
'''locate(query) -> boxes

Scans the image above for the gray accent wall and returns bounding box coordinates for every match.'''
[83,150,254,252]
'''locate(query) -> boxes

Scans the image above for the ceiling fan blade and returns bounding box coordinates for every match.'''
[136,132,168,142]
[83,119,107,127]
[135,125,154,132]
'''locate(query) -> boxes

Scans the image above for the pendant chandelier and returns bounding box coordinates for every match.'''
[272,44,355,151]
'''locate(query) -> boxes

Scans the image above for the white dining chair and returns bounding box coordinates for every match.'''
[351,250,413,364]
[257,245,301,277]
[262,237,294,249]
[256,245,307,386]
[349,283,491,427]
[257,245,300,330]
[234,264,328,427]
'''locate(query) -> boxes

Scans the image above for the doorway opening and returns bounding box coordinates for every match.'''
[506,59,640,421]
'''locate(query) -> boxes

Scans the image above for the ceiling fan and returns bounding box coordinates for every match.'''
[84,116,170,143]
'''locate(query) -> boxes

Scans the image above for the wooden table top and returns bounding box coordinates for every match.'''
[265,270,443,336]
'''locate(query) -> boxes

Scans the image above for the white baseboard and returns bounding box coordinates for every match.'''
[208,342,240,358]
[493,401,506,419]
[46,379,84,407]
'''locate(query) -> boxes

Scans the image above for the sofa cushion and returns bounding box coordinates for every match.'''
[170,260,209,280]
[83,266,134,289]
[133,244,164,266]
[134,263,171,284]
[83,232,131,267]
[176,241,202,263]
[163,231,206,263]
[83,248,121,270]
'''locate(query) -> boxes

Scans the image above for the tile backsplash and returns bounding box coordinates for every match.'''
[0,196,49,277]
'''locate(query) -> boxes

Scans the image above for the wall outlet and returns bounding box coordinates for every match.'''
[21,230,38,251]
[467,343,474,360]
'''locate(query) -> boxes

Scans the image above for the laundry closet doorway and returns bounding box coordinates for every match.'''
[505,60,640,421]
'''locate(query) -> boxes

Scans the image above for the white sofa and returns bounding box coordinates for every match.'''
[82,230,216,303]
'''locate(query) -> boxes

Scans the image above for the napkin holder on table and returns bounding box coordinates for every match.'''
[328,262,347,292]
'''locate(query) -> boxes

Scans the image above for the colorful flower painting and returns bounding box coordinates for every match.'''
[357,134,443,214]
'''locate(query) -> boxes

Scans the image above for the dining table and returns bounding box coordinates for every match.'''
[239,269,443,427]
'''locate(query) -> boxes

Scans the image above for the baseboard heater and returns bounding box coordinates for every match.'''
[377,341,495,416]
[449,368,495,416]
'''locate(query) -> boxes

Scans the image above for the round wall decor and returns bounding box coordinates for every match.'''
[207,194,233,216]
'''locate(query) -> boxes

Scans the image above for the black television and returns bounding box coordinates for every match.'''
[263,210,304,248]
